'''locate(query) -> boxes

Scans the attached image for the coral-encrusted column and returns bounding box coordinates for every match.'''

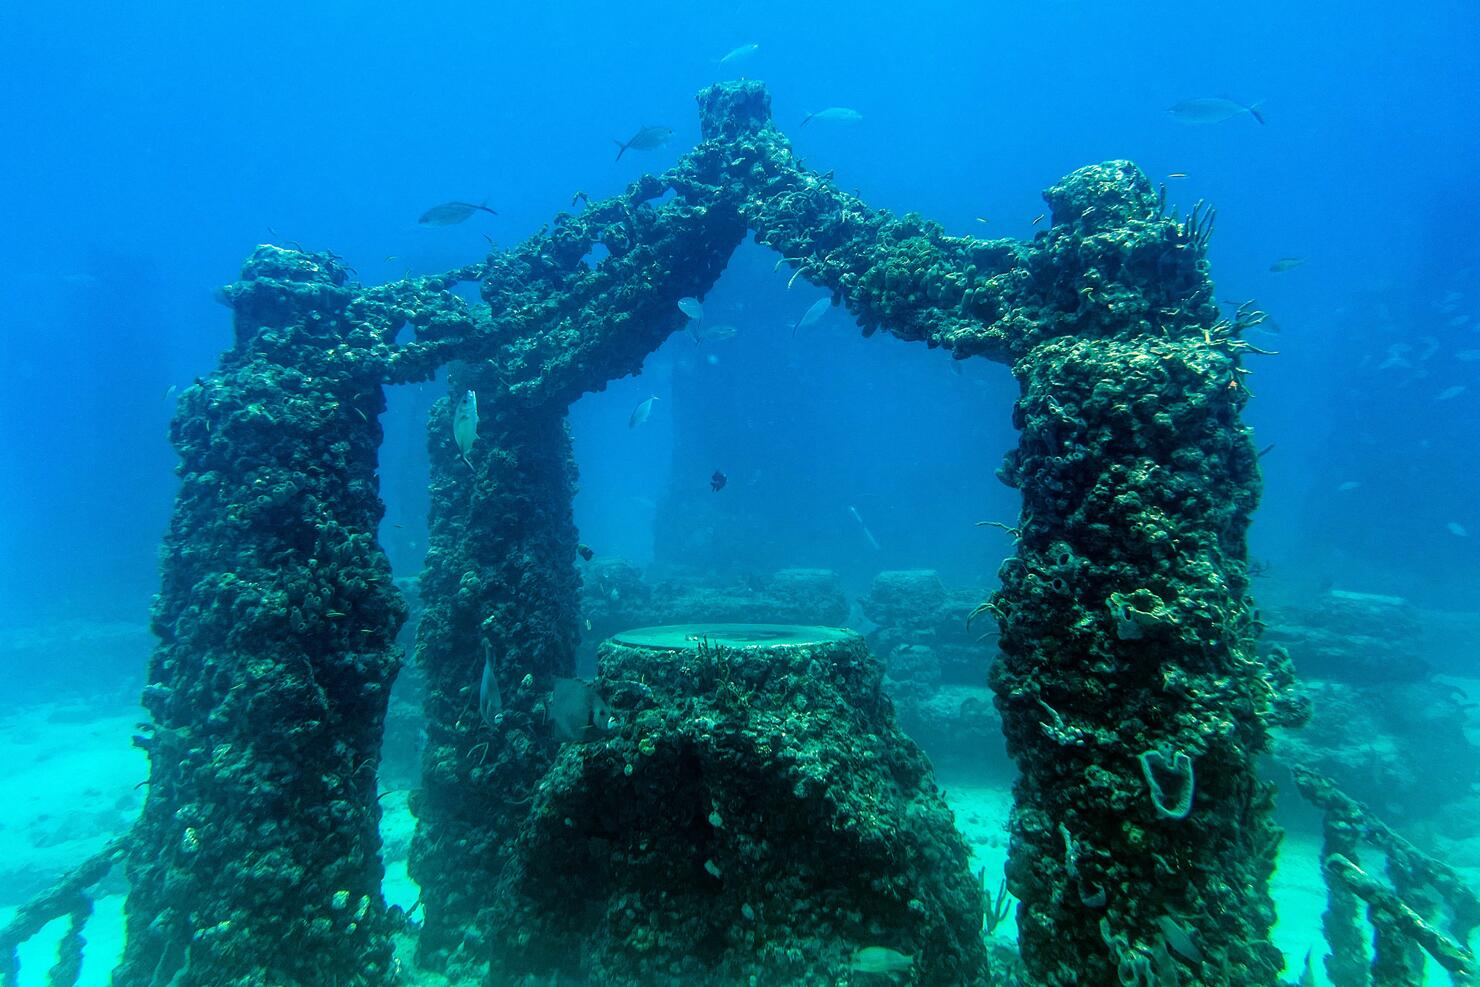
[116,248,407,987]
[407,381,581,977]
[990,329,1279,985]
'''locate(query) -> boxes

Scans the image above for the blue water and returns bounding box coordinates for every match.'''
[2,2,1479,983]
[5,1,1478,638]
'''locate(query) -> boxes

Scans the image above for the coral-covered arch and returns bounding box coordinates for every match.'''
[117,80,1281,987]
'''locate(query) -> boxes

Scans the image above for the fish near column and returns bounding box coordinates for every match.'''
[408,376,582,976]
[116,246,407,987]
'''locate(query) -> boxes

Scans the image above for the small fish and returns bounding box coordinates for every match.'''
[550,677,612,741]
[793,296,832,335]
[974,217,989,224]
[711,470,727,492]
[1450,314,1472,327]
[614,125,674,160]
[1031,213,1045,225]
[577,543,595,561]
[677,296,703,321]
[1436,385,1466,401]
[800,107,863,126]
[163,384,177,400]
[1156,915,1202,966]
[1168,97,1265,125]
[850,505,881,551]
[478,641,502,727]
[848,946,913,975]
[1448,521,1469,537]
[1336,480,1362,492]
[452,390,479,467]
[1269,257,1306,273]
[717,43,759,64]
[418,201,497,226]
[690,323,738,344]
[1167,172,1189,179]
[629,394,659,428]
[1456,349,1480,361]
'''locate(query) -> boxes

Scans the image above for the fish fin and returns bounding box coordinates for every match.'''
[462,454,474,470]
[800,112,814,127]
[1248,101,1266,125]
[613,140,627,161]
[478,202,498,215]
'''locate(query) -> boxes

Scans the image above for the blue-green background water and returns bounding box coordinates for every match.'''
[2,4,1480,982]
[2,0,1478,656]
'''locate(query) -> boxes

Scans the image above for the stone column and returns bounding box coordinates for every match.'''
[407,380,580,976]
[116,247,407,987]
[991,332,1278,985]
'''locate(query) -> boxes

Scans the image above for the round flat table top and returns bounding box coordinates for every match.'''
[609,623,856,650]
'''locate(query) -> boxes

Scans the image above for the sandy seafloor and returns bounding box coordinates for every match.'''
[0,690,1456,986]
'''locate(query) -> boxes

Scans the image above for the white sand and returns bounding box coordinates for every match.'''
[0,697,1466,985]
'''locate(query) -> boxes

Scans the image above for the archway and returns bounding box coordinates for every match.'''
[115,80,1282,987]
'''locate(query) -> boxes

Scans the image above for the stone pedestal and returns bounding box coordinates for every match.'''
[487,624,989,986]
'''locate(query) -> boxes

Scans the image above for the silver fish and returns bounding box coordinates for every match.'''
[801,107,863,127]
[614,125,674,160]
[1168,97,1265,125]
[478,640,502,727]
[1269,256,1306,273]
[718,43,759,64]
[1155,915,1202,965]
[690,323,738,344]
[629,394,659,428]
[677,296,703,320]
[453,389,478,466]
[550,677,612,741]
[848,947,912,975]
[1436,385,1466,401]
[418,201,497,226]
[793,296,832,335]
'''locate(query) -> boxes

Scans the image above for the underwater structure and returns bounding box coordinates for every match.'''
[126,80,1275,987]
[15,79,1468,987]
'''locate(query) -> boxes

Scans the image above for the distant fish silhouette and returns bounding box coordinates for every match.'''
[1168,97,1265,125]
[793,296,831,335]
[717,43,759,65]
[629,394,659,428]
[614,125,674,160]
[1268,256,1306,273]
[801,107,863,127]
[418,201,497,226]
[710,470,727,492]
